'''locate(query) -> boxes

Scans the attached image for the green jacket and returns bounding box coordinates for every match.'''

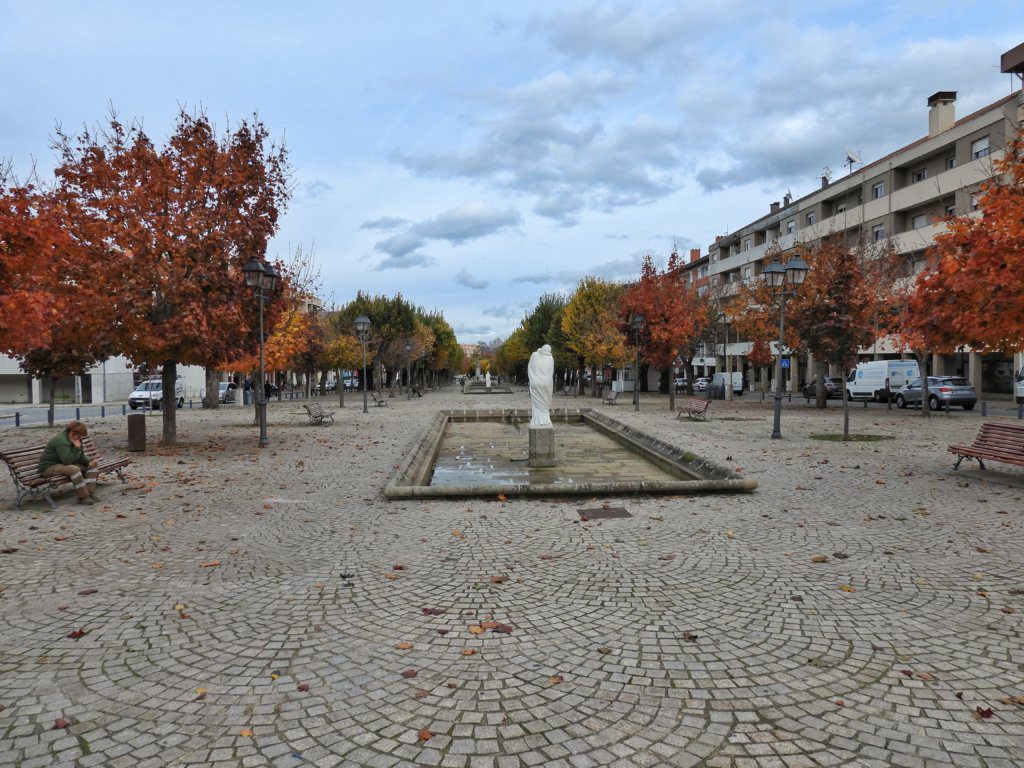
[39,431,88,472]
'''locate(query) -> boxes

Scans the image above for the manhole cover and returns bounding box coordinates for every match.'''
[578,507,632,520]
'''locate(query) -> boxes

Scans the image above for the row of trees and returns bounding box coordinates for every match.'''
[0,109,463,445]
[486,138,1024,433]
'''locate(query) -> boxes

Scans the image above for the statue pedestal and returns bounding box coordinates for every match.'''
[528,427,556,467]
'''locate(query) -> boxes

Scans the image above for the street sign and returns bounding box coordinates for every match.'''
[780,359,790,368]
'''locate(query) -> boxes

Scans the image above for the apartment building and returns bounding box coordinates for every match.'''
[694,70,1024,397]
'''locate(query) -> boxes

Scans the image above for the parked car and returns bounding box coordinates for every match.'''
[802,377,844,399]
[894,376,977,410]
[218,381,237,404]
[694,377,710,391]
[846,359,920,401]
[129,378,185,410]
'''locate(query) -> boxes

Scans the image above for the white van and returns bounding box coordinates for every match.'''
[1015,365,1024,404]
[709,371,743,397]
[845,360,919,402]
[128,378,185,410]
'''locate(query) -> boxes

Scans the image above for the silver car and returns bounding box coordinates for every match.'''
[895,376,976,411]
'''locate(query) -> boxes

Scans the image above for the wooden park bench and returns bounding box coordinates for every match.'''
[602,390,620,405]
[371,392,390,407]
[676,397,711,421]
[302,402,335,425]
[948,422,1024,471]
[0,436,132,509]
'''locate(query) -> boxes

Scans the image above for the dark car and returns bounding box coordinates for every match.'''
[802,377,844,399]
[895,376,976,410]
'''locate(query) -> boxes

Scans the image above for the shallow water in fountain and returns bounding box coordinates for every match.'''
[429,420,685,487]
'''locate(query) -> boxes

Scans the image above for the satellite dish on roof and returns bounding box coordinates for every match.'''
[845,150,862,166]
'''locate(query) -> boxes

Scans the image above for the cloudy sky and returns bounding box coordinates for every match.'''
[3,1,1022,343]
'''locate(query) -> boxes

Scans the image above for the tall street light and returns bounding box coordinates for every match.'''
[405,342,413,399]
[631,313,645,412]
[763,256,809,439]
[355,315,371,414]
[718,311,733,402]
[242,258,279,448]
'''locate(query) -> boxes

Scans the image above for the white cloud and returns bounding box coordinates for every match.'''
[455,268,489,290]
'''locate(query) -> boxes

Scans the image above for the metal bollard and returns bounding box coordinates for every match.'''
[981,401,986,417]
[864,400,868,408]
[15,412,20,427]
[101,406,105,418]
[1019,403,1023,420]
[75,407,80,419]
[122,405,127,416]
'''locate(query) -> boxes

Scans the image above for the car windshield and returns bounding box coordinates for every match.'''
[946,377,970,386]
[138,381,161,391]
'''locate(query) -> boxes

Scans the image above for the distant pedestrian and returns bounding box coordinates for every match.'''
[38,420,98,505]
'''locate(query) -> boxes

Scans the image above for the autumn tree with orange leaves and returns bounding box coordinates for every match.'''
[0,184,119,425]
[623,251,715,410]
[900,136,1024,415]
[53,109,290,445]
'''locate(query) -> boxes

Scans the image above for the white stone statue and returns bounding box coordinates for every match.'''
[485,371,491,388]
[528,344,554,428]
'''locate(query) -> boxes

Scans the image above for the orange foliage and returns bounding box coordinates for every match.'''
[903,137,1024,353]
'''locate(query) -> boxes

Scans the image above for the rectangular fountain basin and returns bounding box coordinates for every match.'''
[383,408,756,499]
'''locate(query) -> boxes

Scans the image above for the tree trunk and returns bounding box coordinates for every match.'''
[47,377,56,428]
[815,359,828,408]
[203,367,219,409]
[161,362,177,447]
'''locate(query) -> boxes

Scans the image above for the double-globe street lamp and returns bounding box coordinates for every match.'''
[763,256,810,439]
[405,342,413,399]
[718,311,732,402]
[355,315,371,414]
[631,313,645,412]
[242,258,280,448]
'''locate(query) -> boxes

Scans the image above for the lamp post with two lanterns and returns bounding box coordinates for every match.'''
[762,256,810,439]
[631,313,645,412]
[241,258,280,448]
[355,316,371,414]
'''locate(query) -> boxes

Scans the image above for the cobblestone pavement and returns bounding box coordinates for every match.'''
[1,389,1022,768]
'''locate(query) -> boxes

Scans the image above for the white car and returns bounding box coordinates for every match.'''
[129,378,185,410]
[694,377,710,391]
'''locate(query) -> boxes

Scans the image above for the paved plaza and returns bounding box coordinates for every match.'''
[1,388,1022,768]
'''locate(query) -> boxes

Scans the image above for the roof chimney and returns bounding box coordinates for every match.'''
[689,248,701,263]
[770,201,780,213]
[783,192,791,207]
[927,91,956,137]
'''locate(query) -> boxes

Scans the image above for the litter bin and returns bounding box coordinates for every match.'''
[244,391,253,405]
[127,413,146,452]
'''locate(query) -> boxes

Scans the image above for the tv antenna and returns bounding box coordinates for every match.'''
[845,150,862,174]
[821,165,832,183]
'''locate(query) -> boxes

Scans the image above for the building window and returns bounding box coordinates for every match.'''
[911,168,927,183]
[945,203,956,216]
[699,266,708,278]
[786,220,795,234]
[912,214,928,229]
[834,202,846,214]
[743,238,751,251]
[971,136,989,159]
[971,194,980,211]
[806,212,816,226]
[743,267,751,279]
[872,224,886,242]
[872,182,886,199]
[945,155,957,170]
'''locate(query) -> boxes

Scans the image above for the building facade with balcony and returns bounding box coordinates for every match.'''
[697,83,1024,398]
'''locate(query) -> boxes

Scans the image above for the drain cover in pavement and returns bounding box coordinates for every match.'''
[578,507,632,520]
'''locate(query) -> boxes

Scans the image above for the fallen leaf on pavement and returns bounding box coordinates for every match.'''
[199,561,220,568]
[548,675,564,685]
[395,642,413,650]
[53,718,70,729]
[66,628,88,639]
[418,727,434,741]
[401,669,418,678]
